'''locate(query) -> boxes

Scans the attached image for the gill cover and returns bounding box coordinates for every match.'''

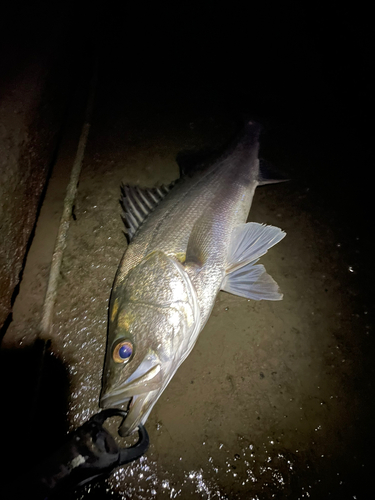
[101,251,200,418]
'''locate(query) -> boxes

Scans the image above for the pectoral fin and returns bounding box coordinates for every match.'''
[221,222,286,300]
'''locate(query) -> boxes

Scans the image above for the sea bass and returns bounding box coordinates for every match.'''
[100,121,286,435]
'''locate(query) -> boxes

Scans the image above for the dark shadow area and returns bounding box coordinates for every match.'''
[0,340,70,497]
[0,341,134,500]
[0,313,12,343]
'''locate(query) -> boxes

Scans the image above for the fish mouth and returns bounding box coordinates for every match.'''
[100,391,131,409]
[100,356,163,435]
[101,390,160,436]
[100,362,162,404]
[119,392,159,436]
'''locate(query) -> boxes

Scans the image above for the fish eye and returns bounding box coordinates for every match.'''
[113,340,133,363]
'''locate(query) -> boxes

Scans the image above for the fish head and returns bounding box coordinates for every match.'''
[100,251,200,435]
[100,304,163,435]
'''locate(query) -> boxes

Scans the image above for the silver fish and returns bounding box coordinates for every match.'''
[100,121,286,435]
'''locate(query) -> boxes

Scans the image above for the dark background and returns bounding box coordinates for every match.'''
[2,2,373,243]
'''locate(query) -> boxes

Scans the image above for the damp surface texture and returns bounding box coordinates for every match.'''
[1,9,374,499]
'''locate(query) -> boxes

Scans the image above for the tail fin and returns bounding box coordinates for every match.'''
[258,159,290,185]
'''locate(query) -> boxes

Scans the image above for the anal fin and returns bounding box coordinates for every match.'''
[221,261,283,300]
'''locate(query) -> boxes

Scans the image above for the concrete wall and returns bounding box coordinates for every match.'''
[0,4,84,332]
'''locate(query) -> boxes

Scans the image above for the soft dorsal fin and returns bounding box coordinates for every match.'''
[120,182,175,242]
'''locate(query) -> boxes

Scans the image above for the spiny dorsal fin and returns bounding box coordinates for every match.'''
[120,182,175,242]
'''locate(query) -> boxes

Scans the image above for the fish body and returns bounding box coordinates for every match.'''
[100,121,286,435]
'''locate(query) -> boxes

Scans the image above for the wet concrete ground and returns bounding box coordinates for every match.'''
[1,22,374,499]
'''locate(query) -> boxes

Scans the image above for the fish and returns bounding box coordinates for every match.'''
[100,121,286,435]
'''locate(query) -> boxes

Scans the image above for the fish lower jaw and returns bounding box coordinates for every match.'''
[129,397,136,409]
[99,395,140,436]
[118,416,139,437]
